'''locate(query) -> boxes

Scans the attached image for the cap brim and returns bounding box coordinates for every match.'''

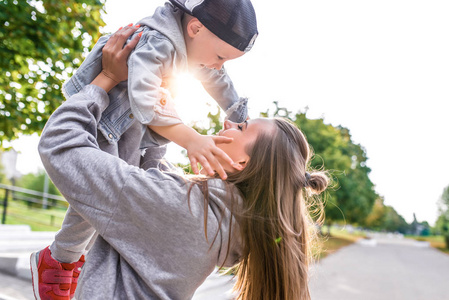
[169,0,193,15]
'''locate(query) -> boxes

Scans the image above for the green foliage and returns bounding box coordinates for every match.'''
[0,0,106,147]
[274,104,378,225]
[436,185,449,248]
[383,206,410,234]
[16,170,61,196]
[191,109,223,136]
[364,197,386,229]
[364,197,411,233]
[0,156,5,184]
[14,170,66,210]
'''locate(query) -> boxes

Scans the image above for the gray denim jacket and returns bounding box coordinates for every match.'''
[62,2,248,154]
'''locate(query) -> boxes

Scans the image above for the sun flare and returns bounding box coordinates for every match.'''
[170,73,222,128]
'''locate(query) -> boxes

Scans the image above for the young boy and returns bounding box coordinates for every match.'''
[30,0,258,299]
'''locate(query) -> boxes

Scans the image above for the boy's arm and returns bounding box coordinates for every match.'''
[126,31,182,127]
[149,124,237,179]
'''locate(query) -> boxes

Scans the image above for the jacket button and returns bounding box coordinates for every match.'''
[108,133,113,139]
[160,97,167,106]
[129,113,134,119]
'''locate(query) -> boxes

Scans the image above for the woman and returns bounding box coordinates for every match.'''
[37,27,328,300]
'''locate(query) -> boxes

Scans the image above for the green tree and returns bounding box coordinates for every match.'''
[287,107,378,228]
[364,197,411,234]
[383,205,410,234]
[1,0,105,147]
[364,197,387,230]
[436,185,449,248]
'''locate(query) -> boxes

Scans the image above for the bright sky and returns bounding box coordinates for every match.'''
[9,0,449,225]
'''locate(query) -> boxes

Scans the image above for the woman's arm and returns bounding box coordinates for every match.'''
[39,84,138,234]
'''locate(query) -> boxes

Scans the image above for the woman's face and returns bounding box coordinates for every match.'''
[217,118,275,172]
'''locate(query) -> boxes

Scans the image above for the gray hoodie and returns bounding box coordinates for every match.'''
[39,85,243,299]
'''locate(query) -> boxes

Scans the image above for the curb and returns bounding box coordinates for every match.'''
[0,253,33,281]
[0,225,54,281]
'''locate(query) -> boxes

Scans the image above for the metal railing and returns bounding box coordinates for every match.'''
[0,183,67,226]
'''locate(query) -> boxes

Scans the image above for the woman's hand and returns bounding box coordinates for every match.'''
[91,24,142,92]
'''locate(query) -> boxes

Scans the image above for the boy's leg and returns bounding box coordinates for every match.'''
[31,206,96,300]
[50,206,96,263]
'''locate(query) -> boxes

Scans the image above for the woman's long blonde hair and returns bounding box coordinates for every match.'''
[189,118,328,300]
[225,118,329,300]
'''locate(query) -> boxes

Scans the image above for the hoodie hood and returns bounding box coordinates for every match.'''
[138,2,188,71]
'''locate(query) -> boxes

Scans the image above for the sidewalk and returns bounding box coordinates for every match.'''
[0,225,52,300]
[0,225,56,281]
[0,271,33,300]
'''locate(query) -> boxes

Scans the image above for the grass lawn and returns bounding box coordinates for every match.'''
[316,227,365,260]
[318,236,354,259]
[408,235,449,255]
[0,200,65,231]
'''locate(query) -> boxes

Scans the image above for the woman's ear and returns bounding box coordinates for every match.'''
[186,18,203,38]
[236,160,247,170]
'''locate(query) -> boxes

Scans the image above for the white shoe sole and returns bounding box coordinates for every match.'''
[30,251,41,300]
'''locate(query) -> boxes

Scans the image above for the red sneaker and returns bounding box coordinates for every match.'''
[30,246,75,300]
[70,254,85,299]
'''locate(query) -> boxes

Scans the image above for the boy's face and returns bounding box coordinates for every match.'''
[184,18,245,70]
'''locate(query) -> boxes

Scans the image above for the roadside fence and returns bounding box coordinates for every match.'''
[0,183,67,228]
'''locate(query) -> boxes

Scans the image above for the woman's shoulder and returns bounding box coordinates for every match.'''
[205,179,243,210]
[207,178,236,192]
[139,167,187,186]
[131,169,243,208]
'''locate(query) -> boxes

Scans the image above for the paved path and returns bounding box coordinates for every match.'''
[0,271,33,300]
[309,234,449,300]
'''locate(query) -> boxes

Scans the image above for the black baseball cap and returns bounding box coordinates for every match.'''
[170,0,258,52]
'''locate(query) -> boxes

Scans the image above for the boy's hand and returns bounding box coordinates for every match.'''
[149,123,243,180]
[186,135,235,180]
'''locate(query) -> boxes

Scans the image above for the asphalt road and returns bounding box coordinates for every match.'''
[309,235,449,300]
[0,271,33,300]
